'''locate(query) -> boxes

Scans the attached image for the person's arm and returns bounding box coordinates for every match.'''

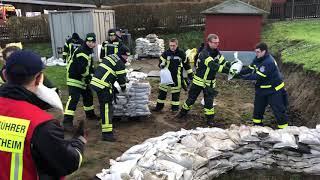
[62,42,69,61]
[181,51,193,79]
[201,52,220,72]
[116,61,127,91]
[100,42,106,60]
[159,52,167,68]
[242,61,273,81]
[31,120,85,177]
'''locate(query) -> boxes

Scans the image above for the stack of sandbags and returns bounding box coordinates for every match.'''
[96,125,320,179]
[113,71,151,117]
[135,34,165,58]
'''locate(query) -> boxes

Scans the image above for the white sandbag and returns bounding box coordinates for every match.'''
[299,132,320,145]
[160,68,173,85]
[228,52,243,80]
[273,133,298,149]
[35,84,63,111]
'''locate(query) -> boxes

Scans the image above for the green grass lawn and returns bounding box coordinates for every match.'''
[24,42,53,57]
[262,19,320,73]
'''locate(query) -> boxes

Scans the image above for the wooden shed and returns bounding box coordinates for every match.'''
[201,0,268,51]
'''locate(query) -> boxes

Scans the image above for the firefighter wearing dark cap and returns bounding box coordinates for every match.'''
[90,45,130,141]
[64,33,99,129]
[0,50,86,180]
[62,32,84,63]
[153,38,193,112]
[238,42,288,129]
[178,34,232,126]
[100,29,124,62]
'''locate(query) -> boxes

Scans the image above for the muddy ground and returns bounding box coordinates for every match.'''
[62,59,310,180]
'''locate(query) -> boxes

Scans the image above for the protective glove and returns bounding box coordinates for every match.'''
[159,62,166,69]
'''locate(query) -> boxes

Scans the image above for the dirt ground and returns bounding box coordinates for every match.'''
[64,59,288,179]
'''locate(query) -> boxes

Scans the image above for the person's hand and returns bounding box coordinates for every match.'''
[73,120,87,144]
[187,72,194,80]
[159,62,166,69]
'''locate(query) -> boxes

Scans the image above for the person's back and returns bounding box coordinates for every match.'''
[0,50,86,179]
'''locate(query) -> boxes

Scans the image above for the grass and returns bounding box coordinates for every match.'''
[262,19,320,73]
[158,30,204,51]
[24,42,53,57]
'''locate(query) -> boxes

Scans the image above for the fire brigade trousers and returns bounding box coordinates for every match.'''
[181,84,216,121]
[252,89,288,129]
[64,85,94,123]
[97,88,113,133]
[156,84,181,111]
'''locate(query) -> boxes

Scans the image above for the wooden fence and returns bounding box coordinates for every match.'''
[269,0,320,19]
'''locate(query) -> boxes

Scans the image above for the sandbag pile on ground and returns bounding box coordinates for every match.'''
[42,56,66,66]
[135,34,165,58]
[113,71,151,117]
[96,124,320,180]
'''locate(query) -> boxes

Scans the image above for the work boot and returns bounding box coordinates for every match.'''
[86,110,100,121]
[176,109,188,119]
[171,106,179,112]
[102,132,116,142]
[151,106,163,112]
[206,120,215,127]
[254,123,264,127]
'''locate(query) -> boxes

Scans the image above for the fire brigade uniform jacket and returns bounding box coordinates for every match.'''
[90,54,127,133]
[181,47,231,121]
[100,38,124,61]
[64,44,95,122]
[62,38,84,63]
[240,53,288,129]
[156,48,193,111]
[0,84,84,180]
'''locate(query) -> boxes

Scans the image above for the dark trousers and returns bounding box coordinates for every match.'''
[182,84,216,121]
[96,88,113,133]
[156,84,181,111]
[64,86,94,122]
[253,89,288,127]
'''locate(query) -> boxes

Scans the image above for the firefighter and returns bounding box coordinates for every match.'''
[62,32,84,63]
[0,50,86,179]
[90,45,130,141]
[100,29,124,62]
[237,42,288,129]
[63,33,99,129]
[153,38,193,112]
[177,34,232,126]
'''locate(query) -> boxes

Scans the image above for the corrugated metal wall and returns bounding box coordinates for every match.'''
[48,9,115,59]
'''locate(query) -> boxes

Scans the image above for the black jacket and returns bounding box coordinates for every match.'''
[0,84,85,179]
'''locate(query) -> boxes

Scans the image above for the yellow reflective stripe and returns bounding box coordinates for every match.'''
[116,70,126,75]
[99,64,116,76]
[260,85,272,89]
[218,55,225,64]
[204,57,213,66]
[182,103,192,110]
[157,99,165,104]
[275,82,285,91]
[67,79,86,89]
[171,88,181,93]
[83,105,94,111]
[106,56,116,66]
[114,47,118,54]
[171,101,180,106]
[159,86,168,92]
[187,69,193,74]
[64,110,75,116]
[65,96,72,113]
[204,108,215,115]
[218,65,224,73]
[87,37,94,41]
[91,77,111,88]
[252,118,262,123]
[248,65,255,70]
[160,56,166,64]
[75,149,83,169]
[278,123,288,129]
[67,82,86,89]
[62,52,68,55]
[76,53,90,60]
[10,153,23,180]
[177,66,182,88]
[90,81,105,89]
[166,59,171,68]
[256,71,267,78]
[102,104,113,132]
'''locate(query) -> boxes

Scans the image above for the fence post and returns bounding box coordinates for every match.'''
[291,0,295,20]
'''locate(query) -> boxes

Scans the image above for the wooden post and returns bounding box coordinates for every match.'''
[291,0,295,20]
